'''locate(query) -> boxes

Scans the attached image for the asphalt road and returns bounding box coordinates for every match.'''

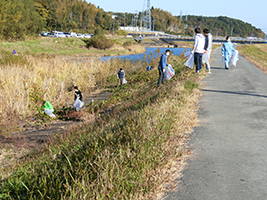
[163,48,267,200]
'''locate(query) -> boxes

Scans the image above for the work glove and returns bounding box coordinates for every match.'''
[191,51,194,54]
[163,68,166,73]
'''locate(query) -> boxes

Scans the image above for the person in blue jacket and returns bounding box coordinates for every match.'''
[222,36,235,70]
[158,49,170,87]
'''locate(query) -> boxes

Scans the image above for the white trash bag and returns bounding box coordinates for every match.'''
[44,108,56,118]
[122,78,127,84]
[231,50,239,67]
[164,64,175,81]
[184,52,194,69]
[73,98,84,111]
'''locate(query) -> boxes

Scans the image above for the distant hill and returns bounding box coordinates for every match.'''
[115,8,265,38]
[0,1,264,40]
[182,15,265,38]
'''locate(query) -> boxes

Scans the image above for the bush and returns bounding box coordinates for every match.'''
[116,30,127,36]
[94,27,105,36]
[123,41,132,47]
[86,35,114,49]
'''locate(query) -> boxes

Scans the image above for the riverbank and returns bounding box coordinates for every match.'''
[0,53,201,199]
[0,37,146,57]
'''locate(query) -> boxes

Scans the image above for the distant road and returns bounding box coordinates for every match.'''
[163,48,267,200]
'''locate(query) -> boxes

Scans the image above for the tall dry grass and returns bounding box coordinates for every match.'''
[0,54,141,129]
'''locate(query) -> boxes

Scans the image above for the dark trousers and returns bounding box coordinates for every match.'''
[194,53,203,72]
[158,68,164,87]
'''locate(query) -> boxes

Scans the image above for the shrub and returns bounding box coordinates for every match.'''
[123,41,132,47]
[116,30,127,36]
[86,35,114,49]
[94,27,105,36]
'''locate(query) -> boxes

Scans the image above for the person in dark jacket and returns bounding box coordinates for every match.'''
[74,86,83,101]
[117,68,125,87]
[158,49,170,87]
[74,86,84,111]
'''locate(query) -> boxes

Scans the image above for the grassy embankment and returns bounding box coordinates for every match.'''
[0,35,146,133]
[0,52,201,199]
[236,44,267,73]
[0,37,145,57]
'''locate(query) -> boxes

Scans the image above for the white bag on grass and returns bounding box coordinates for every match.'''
[184,53,194,69]
[73,98,84,111]
[231,50,239,67]
[44,108,56,118]
[164,64,175,81]
[122,78,127,84]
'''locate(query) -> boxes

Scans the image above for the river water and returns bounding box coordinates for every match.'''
[101,47,190,62]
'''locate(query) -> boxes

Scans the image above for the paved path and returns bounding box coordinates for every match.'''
[164,48,267,200]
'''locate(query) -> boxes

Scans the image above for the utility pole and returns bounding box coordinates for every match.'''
[124,13,126,31]
[135,11,138,35]
[146,0,151,31]
[152,18,155,31]
[231,27,234,37]
[162,19,164,32]
[112,15,117,35]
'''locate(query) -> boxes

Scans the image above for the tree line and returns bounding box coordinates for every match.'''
[115,8,265,38]
[0,0,264,40]
[0,0,113,40]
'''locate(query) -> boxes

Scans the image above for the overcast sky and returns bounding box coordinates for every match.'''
[87,0,267,35]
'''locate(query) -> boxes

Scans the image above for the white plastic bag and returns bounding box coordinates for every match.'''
[231,50,239,67]
[202,52,209,64]
[122,78,127,84]
[184,52,191,60]
[164,64,175,81]
[184,53,194,69]
[44,108,56,118]
[73,98,84,111]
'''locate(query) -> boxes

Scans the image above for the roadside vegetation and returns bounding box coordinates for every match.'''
[236,44,267,73]
[0,51,201,199]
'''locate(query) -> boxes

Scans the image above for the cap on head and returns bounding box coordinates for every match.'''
[42,101,46,106]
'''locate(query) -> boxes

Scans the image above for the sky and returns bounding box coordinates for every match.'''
[86,0,267,35]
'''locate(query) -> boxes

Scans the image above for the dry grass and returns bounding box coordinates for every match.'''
[146,84,201,199]
[0,54,139,133]
[236,44,267,73]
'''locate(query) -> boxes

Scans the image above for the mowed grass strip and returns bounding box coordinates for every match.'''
[0,55,200,199]
[0,37,145,56]
[236,44,267,73]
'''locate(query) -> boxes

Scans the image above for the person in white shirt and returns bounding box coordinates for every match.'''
[203,28,213,74]
[191,27,205,73]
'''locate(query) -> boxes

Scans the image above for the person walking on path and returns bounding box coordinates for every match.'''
[222,36,235,70]
[158,49,170,87]
[203,28,212,74]
[191,27,205,73]
[117,68,125,87]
